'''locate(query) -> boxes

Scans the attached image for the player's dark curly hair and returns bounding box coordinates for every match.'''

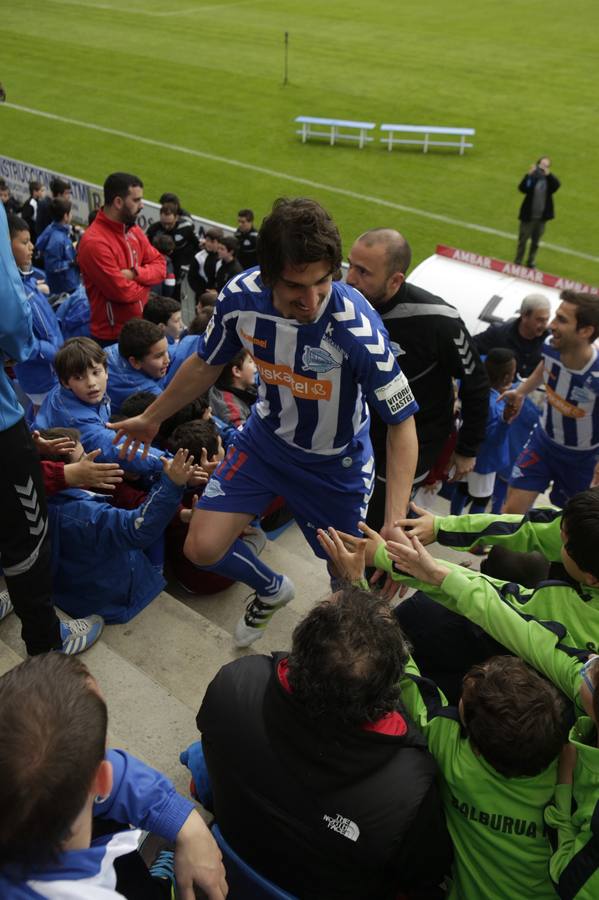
[257,197,342,286]
[286,587,410,726]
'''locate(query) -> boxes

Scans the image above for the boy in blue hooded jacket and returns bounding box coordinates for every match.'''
[9,215,63,407]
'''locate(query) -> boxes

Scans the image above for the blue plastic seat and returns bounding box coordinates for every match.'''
[211,824,297,899]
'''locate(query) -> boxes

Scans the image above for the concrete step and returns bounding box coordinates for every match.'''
[0,609,198,795]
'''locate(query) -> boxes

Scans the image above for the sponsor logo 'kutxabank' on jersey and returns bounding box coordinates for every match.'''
[201,269,418,457]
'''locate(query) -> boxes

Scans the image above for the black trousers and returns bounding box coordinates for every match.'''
[92,819,170,900]
[394,591,508,706]
[0,417,61,653]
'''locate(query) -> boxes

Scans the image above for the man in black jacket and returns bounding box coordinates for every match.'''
[473,292,551,378]
[514,156,560,269]
[347,228,489,531]
[197,587,451,900]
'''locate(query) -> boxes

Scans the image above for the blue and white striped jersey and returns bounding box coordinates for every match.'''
[541,342,599,450]
[199,269,418,457]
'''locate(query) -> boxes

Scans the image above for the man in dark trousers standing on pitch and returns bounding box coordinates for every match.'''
[514,156,560,269]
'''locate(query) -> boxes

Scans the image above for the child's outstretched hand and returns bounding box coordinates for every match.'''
[162,448,195,486]
[392,502,436,545]
[64,449,124,491]
[387,534,450,586]
[317,527,367,583]
[187,465,209,488]
[200,447,221,476]
[32,429,76,459]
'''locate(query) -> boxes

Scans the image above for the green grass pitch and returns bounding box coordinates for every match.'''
[2,0,597,283]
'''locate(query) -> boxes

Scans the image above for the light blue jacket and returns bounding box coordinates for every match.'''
[35,221,80,294]
[0,204,35,430]
[47,471,183,622]
[35,383,165,478]
[105,342,164,414]
[13,269,63,396]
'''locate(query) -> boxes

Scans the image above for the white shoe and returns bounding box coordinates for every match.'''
[59,615,104,655]
[0,590,13,623]
[234,576,295,648]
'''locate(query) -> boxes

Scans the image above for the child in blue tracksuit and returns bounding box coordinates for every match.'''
[35,337,165,479]
[8,214,63,406]
[0,653,225,900]
[34,198,80,294]
[105,317,170,414]
[45,435,192,622]
[451,348,517,515]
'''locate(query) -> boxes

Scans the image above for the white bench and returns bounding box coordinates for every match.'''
[295,116,376,149]
[380,124,475,155]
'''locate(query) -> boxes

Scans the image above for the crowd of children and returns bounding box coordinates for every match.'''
[2,182,599,900]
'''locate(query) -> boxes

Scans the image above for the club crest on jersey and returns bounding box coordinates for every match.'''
[570,385,594,404]
[203,478,225,499]
[301,346,341,374]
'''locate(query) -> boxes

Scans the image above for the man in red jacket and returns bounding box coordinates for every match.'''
[78,172,166,345]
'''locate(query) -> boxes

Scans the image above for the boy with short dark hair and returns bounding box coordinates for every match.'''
[105,318,170,414]
[234,207,258,269]
[20,180,45,239]
[35,198,80,294]
[188,227,223,295]
[450,347,516,515]
[35,337,165,477]
[151,234,177,297]
[0,653,226,899]
[214,235,242,293]
[143,293,184,343]
[146,201,199,288]
[208,348,257,429]
[35,176,72,237]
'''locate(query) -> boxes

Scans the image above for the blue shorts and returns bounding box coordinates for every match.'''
[510,426,598,506]
[198,419,375,558]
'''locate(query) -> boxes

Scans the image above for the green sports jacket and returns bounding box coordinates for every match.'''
[432,507,599,654]
[398,652,557,899]
[374,540,599,899]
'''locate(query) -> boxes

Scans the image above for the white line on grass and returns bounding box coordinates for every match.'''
[45,0,262,17]
[3,102,597,264]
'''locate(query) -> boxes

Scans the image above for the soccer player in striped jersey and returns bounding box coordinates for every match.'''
[111,198,418,645]
[502,289,599,513]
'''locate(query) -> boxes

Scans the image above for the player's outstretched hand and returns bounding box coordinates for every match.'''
[317,527,367,583]
[498,388,524,423]
[386,534,449,586]
[64,449,124,491]
[393,502,436,545]
[161,448,195,486]
[107,413,160,460]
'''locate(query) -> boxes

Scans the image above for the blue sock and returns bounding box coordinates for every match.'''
[198,538,283,598]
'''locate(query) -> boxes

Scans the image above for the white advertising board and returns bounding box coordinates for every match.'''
[408,245,598,338]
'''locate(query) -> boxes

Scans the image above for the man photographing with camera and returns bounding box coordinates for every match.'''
[514,156,560,269]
